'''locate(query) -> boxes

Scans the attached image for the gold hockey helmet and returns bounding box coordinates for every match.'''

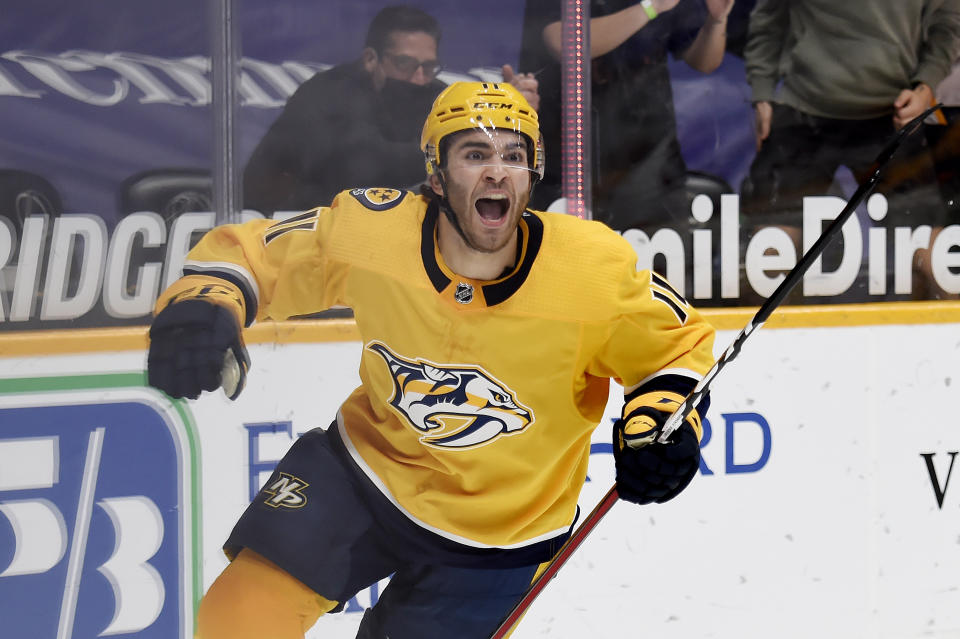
[421,81,544,180]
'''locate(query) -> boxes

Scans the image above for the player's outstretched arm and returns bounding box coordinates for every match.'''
[612,389,705,504]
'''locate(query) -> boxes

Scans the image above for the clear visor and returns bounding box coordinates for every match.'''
[442,127,540,177]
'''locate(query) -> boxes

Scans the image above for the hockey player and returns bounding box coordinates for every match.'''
[147,81,716,639]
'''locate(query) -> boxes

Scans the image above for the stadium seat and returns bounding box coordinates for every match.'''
[0,169,63,234]
[119,168,213,221]
[0,170,64,311]
[684,169,732,211]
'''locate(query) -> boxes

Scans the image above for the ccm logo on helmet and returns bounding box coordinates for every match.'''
[473,102,514,109]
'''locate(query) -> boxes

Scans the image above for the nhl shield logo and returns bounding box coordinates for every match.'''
[455,282,474,304]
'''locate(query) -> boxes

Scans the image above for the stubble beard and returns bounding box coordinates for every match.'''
[453,195,528,254]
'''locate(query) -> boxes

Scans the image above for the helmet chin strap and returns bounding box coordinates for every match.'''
[429,160,539,255]
[433,165,481,252]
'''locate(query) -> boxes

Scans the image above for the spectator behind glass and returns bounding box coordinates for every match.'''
[519,0,733,233]
[741,0,960,299]
[243,5,539,217]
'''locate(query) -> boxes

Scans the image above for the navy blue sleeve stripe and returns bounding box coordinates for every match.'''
[182,267,258,327]
[651,271,685,303]
[264,221,318,245]
[652,290,688,324]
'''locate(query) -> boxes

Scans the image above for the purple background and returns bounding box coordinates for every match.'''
[0,0,753,225]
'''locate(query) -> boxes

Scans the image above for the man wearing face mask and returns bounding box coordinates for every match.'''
[243,5,539,217]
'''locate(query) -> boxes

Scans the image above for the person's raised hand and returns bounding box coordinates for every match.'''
[502,64,540,112]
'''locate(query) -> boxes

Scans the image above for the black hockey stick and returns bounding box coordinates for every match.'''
[489,103,944,639]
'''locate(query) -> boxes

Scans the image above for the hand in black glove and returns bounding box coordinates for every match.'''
[147,299,250,400]
[612,390,703,505]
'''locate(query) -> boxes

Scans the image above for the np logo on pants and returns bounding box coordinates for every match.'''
[262,472,309,508]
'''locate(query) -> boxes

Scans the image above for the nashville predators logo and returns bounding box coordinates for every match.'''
[368,342,534,449]
[350,187,404,211]
[261,472,309,508]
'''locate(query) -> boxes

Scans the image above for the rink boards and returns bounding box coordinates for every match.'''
[0,302,958,639]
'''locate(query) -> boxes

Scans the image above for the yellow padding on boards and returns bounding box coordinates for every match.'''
[196,548,337,639]
[3,301,959,358]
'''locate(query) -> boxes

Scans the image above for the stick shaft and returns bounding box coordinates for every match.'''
[489,488,620,639]
[657,103,942,443]
[489,104,942,639]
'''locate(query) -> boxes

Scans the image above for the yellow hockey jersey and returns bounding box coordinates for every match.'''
[157,188,715,551]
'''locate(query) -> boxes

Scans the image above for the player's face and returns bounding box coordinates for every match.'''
[434,130,532,255]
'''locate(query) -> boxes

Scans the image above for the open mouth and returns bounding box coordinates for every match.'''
[474,195,510,226]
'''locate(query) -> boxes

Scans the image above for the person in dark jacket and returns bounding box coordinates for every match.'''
[243,5,538,217]
[520,0,733,230]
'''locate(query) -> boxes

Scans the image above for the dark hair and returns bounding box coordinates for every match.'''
[365,6,441,53]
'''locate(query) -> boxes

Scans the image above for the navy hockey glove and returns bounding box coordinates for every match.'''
[613,391,703,505]
[147,299,249,400]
